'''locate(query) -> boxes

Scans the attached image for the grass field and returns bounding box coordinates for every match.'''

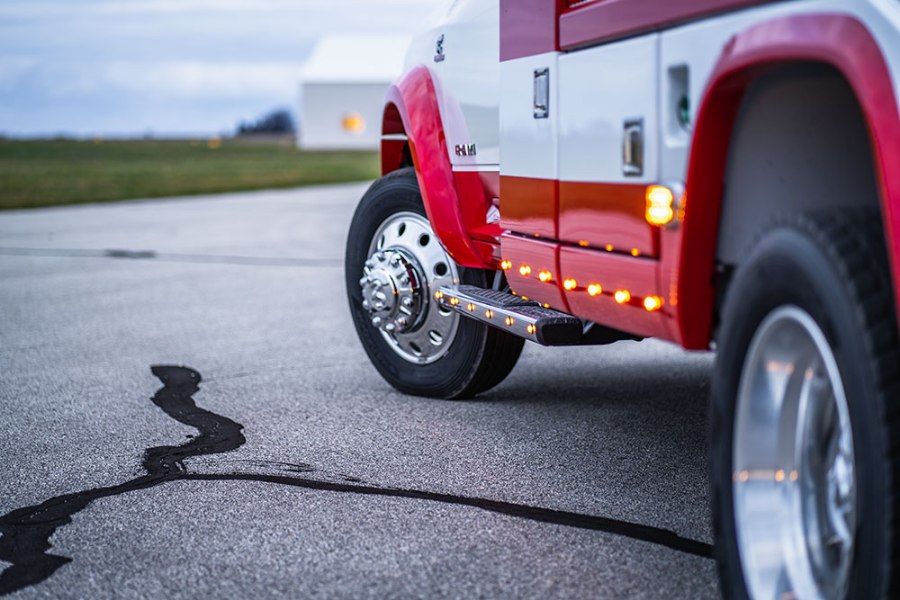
[0,138,381,210]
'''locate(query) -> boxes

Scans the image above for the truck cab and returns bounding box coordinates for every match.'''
[345,1,900,597]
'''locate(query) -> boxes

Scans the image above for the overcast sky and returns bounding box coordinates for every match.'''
[0,0,445,137]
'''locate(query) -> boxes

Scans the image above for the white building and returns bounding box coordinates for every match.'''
[299,35,410,150]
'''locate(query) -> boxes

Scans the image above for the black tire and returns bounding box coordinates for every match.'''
[345,168,524,399]
[711,210,900,599]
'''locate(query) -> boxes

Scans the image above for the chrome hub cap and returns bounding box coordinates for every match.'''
[360,249,424,334]
[359,212,459,364]
[733,306,856,600]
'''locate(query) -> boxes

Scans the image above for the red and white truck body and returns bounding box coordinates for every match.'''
[348,2,900,597]
[384,0,900,349]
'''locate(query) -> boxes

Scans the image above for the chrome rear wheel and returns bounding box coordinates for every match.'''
[733,306,855,600]
[711,211,900,600]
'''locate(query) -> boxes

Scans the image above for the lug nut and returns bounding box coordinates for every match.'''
[371,316,382,327]
[385,323,396,332]
[401,297,414,308]
[397,317,408,328]
[362,300,371,310]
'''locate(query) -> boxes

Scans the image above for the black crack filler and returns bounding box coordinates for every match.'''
[0,365,712,595]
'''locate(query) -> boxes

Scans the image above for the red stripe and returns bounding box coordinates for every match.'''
[559,181,657,257]
[500,175,558,239]
[500,0,565,62]
[560,0,775,50]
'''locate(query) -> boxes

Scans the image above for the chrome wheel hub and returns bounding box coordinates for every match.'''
[360,250,424,333]
[359,211,459,364]
[733,306,856,600]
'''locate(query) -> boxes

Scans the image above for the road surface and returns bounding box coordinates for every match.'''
[0,184,718,598]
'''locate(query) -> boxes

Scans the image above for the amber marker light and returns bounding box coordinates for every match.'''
[434,290,444,300]
[587,283,602,297]
[519,265,532,276]
[614,290,631,304]
[504,317,515,326]
[466,303,476,312]
[449,297,460,306]
[645,185,675,226]
[538,270,552,282]
[643,296,663,312]
[578,240,589,247]
[484,309,494,319]
[563,278,577,291]
[604,244,613,252]
[500,259,512,270]
[631,248,640,257]
[526,324,537,334]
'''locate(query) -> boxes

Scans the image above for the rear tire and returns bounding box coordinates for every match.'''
[345,168,523,399]
[711,210,900,599]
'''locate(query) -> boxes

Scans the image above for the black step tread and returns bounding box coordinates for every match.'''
[454,285,537,308]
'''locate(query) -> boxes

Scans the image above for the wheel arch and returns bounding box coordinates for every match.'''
[674,13,900,349]
[380,66,495,269]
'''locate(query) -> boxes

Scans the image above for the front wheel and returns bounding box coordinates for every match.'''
[711,211,900,599]
[345,168,523,399]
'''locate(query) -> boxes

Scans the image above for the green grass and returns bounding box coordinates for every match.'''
[0,138,380,210]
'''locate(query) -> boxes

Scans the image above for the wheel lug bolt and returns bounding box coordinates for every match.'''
[362,300,371,310]
[371,316,382,327]
[385,323,396,332]
[401,297,413,308]
[397,317,408,328]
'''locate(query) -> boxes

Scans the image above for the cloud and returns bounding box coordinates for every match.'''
[0,0,447,135]
[101,61,303,99]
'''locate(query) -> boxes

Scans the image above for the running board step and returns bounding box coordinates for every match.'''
[436,285,584,346]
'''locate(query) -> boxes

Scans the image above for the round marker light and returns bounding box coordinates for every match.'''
[643,296,663,312]
[645,185,675,226]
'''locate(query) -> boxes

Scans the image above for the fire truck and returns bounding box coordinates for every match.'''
[343,1,900,597]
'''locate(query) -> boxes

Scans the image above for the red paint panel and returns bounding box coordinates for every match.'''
[453,170,502,244]
[500,0,566,62]
[500,234,569,312]
[673,14,900,349]
[383,66,494,269]
[500,175,558,239]
[560,0,774,50]
[559,181,658,257]
[560,246,669,339]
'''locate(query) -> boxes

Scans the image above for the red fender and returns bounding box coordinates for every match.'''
[668,14,900,349]
[381,66,495,269]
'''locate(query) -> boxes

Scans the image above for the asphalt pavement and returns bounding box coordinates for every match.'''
[0,184,718,599]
